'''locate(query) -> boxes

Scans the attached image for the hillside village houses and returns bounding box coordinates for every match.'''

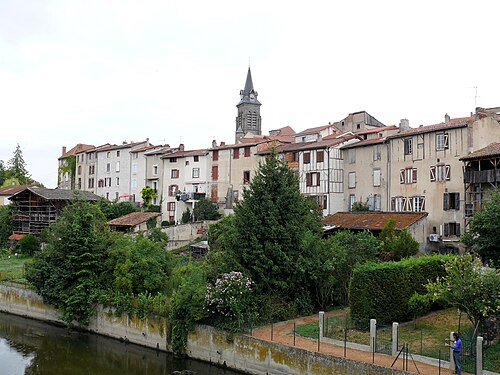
[57,68,500,253]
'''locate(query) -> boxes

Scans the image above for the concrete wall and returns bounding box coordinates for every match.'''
[163,221,213,250]
[0,285,410,375]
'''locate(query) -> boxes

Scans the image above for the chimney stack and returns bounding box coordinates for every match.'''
[445,113,450,123]
[62,146,67,155]
[399,119,410,132]
[211,140,217,148]
[179,143,185,151]
[220,141,226,147]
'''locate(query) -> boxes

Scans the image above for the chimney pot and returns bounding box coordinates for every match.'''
[179,143,185,151]
[220,141,226,147]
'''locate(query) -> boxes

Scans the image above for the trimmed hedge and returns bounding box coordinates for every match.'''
[349,254,452,324]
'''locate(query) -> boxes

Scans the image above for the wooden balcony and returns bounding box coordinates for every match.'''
[463,169,500,184]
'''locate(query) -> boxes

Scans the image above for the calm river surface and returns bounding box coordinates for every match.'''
[0,312,244,375]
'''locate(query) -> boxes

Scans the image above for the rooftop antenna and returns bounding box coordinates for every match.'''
[467,86,480,109]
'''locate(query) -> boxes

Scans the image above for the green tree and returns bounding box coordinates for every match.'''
[425,253,499,329]
[0,204,13,248]
[0,160,5,187]
[25,200,111,325]
[379,219,419,260]
[6,143,31,185]
[97,199,139,220]
[192,199,219,221]
[462,190,500,266]
[141,186,157,208]
[181,207,192,223]
[221,152,322,317]
[351,201,370,211]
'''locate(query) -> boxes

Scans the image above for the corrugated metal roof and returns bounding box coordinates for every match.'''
[107,212,160,227]
[323,212,428,230]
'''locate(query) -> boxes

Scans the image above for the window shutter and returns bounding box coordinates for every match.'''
[445,165,451,180]
[455,193,460,210]
[430,166,436,181]
[400,169,405,184]
[443,193,449,210]
[403,197,408,211]
[444,134,449,148]
[407,197,413,212]
[456,223,461,236]
[391,197,395,211]
[444,223,449,237]
[306,173,312,186]
[412,168,418,183]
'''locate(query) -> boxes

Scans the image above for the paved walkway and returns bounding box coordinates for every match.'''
[251,311,465,375]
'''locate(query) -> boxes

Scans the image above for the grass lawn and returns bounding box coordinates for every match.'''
[297,308,498,373]
[0,255,31,284]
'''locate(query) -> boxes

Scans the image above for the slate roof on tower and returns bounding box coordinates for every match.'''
[238,67,261,106]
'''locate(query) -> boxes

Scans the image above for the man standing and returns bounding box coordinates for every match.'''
[450,332,462,375]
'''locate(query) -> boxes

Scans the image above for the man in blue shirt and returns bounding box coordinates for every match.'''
[450,332,462,375]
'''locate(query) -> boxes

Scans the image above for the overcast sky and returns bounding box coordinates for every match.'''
[1,0,498,188]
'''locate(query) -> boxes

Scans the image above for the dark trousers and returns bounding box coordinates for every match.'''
[453,350,461,375]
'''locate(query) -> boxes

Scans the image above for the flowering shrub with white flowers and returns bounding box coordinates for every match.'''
[205,271,254,331]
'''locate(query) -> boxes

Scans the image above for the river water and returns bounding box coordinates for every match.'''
[0,312,243,375]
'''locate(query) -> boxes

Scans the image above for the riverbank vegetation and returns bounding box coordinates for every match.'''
[3,153,494,356]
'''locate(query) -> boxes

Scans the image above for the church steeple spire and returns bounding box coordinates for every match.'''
[235,67,262,143]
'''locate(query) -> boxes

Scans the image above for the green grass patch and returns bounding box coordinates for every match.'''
[295,323,319,338]
[0,255,31,284]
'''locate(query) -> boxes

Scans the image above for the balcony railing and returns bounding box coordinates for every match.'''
[463,169,500,184]
[176,192,206,202]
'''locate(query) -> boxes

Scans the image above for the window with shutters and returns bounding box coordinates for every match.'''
[171,169,179,178]
[303,152,311,164]
[317,150,324,163]
[435,164,450,181]
[115,161,120,172]
[211,166,218,181]
[349,194,356,211]
[404,138,413,155]
[391,196,406,212]
[349,149,356,164]
[167,202,175,211]
[400,168,417,184]
[373,168,381,187]
[348,172,356,188]
[244,147,251,157]
[436,133,449,150]
[192,168,200,178]
[443,222,461,237]
[168,185,178,196]
[306,172,320,187]
[233,148,239,159]
[374,194,381,211]
[213,150,218,161]
[373,144,381,161]
[410,196,425,212]
[443,192,460,210]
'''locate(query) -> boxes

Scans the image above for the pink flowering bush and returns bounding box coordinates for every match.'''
[205,271,254,331]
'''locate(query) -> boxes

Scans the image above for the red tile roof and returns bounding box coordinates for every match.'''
[8,233,26,241]
[269,126,296,136]
[283,133,358,152]
[355,125,398,135]
[460,143,500,161]
[341,137,385,149]
[161,149,209,159]
[388,117,473,139]
[323,212,428,230]
[107,212,160,227]
[295,124,337,137]
[60,144,95,158]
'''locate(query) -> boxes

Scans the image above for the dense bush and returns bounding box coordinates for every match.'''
[18,234,40,256]
[349,254,452,324]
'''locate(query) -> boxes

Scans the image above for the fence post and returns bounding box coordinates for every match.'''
[370,319,376,353]
[476,336,483,375]
[319,311,325,341]
[392,322,399,357]
[449,331,455,373]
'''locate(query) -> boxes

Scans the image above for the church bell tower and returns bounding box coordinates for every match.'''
[235,67,262,143]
